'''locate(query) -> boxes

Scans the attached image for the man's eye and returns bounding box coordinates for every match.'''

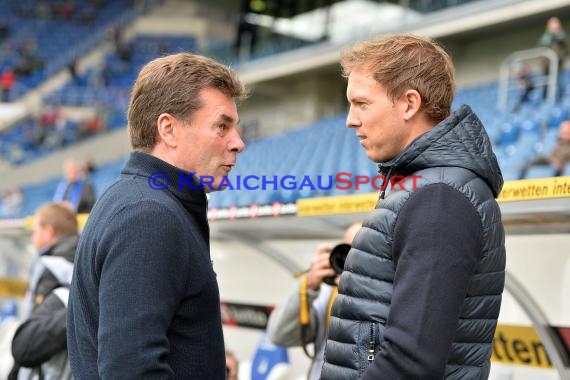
[218,124,227,131]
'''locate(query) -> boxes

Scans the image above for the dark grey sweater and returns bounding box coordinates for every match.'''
[67,152,225,379]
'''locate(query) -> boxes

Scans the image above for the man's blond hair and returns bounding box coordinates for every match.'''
[35,202,78,237]
[341,34,455,124]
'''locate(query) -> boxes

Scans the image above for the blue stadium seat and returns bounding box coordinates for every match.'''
[524,165,557,179]
[549,106,567,129]
[498,122,519,146]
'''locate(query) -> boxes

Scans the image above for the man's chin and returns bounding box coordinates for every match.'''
[206,185,226,193]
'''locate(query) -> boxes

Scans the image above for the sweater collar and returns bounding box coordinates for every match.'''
[121,151,208,207]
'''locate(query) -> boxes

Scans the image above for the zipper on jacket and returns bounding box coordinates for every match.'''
[367,322,376,362]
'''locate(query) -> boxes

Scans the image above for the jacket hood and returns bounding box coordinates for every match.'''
[383,104,504,197]
[47,234,79,263]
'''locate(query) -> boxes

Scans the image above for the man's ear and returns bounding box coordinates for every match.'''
[45,224,57,245]
[156,113,178,148]
[403,89,422,121]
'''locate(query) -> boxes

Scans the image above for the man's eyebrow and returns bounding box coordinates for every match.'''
[219,113,240,125]
[348,96,368,103]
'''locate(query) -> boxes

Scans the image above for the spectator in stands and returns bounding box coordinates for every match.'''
[519,119,570,178]
[109,26,132,62]
[8,202,78,380]
[0,20,9,39]
[78,5,96,25]
[53,112,70,147]
[77,114,104,141]
[53,2,74,20]
[321,34,505,380]
[267,221,361,380]
[0,187,23,217]
[539,16,567,100]
[513,62,535,112]
[14,40,44,77]
[68,59,78,84]
[1,69,15,102]
[52,159,96,213]
[84,156,97,176]
[37,106,60,144]
[225,350,239,380]
[67,52,246,379]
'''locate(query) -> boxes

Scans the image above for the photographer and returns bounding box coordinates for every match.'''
[266,221,361,380]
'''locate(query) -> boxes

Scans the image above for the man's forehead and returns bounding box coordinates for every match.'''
[347,71,383,95]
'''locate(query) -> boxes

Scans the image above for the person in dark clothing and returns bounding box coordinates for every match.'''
[519,119,570,178]
[52,159,96,213]
[539,16,567,100]
[67,53,247,379]
[9,202,78,380]
[513,63,535,112]
[1,69,15,103]
[321,34,506,380]
[11,291,72,380]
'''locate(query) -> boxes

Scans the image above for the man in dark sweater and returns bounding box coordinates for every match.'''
[67,53,247,379]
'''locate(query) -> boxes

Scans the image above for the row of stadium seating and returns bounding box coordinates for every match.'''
[0,0,138,101]
[0,0,495,166]
[0,31,314,165]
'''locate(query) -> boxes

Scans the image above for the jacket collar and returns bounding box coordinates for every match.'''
[379,104,503,197]
[121,151,208,208]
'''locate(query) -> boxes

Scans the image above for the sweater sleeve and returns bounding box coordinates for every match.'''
[362,184,483,380]
[266,281,320,347]
[95,201,191,379]
[12,293,67,367]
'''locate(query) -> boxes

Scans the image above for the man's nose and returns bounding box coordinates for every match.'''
[230,129,245,153]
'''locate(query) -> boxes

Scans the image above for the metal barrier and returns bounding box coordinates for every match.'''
[498,47,559,110]
[505,270,570,379]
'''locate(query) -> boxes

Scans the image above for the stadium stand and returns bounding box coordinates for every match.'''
[0,0,138,101]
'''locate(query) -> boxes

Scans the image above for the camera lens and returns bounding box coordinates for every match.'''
[323,243,351,285]
[329,243,351,274]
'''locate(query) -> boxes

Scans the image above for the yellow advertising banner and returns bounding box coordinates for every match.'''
[0,278,28,298]
[492,324,553,368]
[497,176,570,202]
[297,193,378,216]
[297,177,570,217]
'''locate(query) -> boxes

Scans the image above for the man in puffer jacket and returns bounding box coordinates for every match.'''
[321,34,505,380]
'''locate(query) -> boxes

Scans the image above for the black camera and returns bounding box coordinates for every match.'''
[323,243,351,286]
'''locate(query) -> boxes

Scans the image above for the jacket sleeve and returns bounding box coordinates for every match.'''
[12,293,67,367]
[95,202,192,379]
[362,184,483,380]
[266,281,320,347]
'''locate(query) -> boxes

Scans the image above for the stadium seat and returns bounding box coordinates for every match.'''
[498,122,519,146]
[524,165,557,179]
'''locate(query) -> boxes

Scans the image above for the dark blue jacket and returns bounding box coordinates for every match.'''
[67,152,225,379]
